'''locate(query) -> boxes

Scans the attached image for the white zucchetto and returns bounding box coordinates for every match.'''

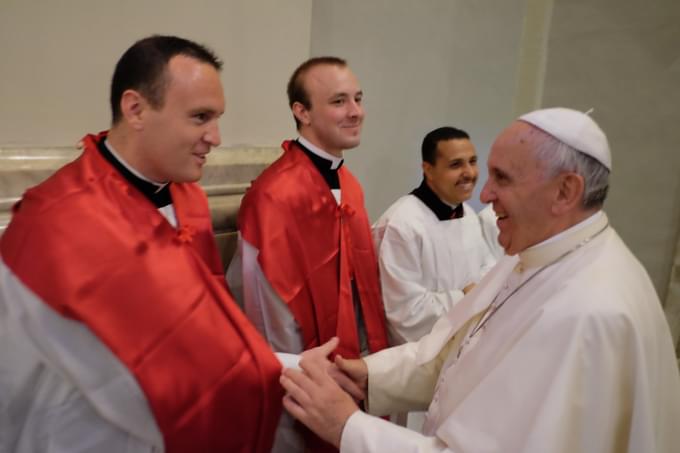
[519,107,612,170]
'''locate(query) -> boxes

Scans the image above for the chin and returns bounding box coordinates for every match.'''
[342,140,361,150]
[177,172,202,183]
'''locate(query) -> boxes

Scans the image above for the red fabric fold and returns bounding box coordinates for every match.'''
[1,132,283,452]
[239,140,389,358]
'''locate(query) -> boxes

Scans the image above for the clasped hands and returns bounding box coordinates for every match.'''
[279,337,367,448]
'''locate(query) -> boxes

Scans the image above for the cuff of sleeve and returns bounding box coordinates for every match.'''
[339,411,383,453]
[275,352,301,370]
[340,410,445,453]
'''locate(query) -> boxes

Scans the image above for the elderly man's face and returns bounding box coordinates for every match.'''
[480,122,559,255]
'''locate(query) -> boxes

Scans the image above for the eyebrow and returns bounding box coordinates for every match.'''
[330,90,363,99]
[189,107,223,116]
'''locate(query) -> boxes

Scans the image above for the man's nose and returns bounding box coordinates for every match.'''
[480,181,494,203]
[204,121,221,147]
[348,100,363,118]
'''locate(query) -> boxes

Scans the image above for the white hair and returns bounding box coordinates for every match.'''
[531,127,610,209]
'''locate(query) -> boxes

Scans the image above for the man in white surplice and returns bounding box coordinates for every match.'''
[373,126,496,346]
[279,107,680,452]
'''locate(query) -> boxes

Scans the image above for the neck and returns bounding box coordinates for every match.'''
[542,207,601,242]
[424,179,462,207]
[519,210,607,270]
[298,132,344,158]
[297,136,344,169]
[107,126,164,183]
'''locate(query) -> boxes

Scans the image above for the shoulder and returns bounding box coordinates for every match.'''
[477,204,496,221]
[542,235,658,333]
[374,195,429,240]
[462,202,479,218]
[379,195,432,225]
[338,165,361,187]
[244,150,313,202]
[460,202,483,226]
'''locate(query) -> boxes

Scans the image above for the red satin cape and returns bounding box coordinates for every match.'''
[1,132,283,453]
[239,140,389,358]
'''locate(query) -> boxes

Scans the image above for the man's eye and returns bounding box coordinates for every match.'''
[332,99,345,105]
[194,113,208,123]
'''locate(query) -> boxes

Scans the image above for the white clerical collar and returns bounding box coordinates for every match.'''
[519,211,608,270]
[104,139,168,192]
[297,136,344,170]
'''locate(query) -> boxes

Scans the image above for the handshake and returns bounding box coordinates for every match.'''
[278,337,367,448]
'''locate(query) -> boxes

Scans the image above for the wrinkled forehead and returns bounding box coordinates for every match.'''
[489,122,546,173]
[495,121,542,146]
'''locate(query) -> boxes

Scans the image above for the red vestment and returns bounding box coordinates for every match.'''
[1,132,283,453]
[239,140,389,358]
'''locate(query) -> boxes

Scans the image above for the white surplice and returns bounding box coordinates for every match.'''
[340,212,680,453]
[373,197,496,345]
[0,259,163,453]
[477,203,504,260]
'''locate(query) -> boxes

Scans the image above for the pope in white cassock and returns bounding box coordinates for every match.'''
[279,107,680,452]
[372,126,496,346]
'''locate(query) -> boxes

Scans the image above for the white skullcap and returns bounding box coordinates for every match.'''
[519,107,611,170]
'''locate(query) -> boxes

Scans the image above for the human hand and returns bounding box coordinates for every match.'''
[333,354,368,401]
[298,337,367,401]
[281,346,360,447]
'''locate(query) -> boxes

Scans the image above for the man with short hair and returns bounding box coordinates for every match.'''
[280,108,680,452]
[228,56,389,451]
[373,126,496,346]
[0,35,282,452]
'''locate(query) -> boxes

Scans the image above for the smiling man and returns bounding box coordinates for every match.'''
[279,108,680,453]
[227,56,389,452]
[0,35,283,452]
[373,126,496,347]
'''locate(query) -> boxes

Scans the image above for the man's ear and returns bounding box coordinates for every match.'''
[552,172,585,215]
[119,89,147,130]
[422,161,433,182]
[292,101,311,127]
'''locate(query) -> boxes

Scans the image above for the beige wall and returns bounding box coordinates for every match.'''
[2,0,678,303]
[541,0,680,298]
[0,0,310,148]
[311,0,680,300]
[311,0,528,218]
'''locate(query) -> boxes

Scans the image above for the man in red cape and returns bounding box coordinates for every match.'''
[227,56,389,452]
[0,36,282,452]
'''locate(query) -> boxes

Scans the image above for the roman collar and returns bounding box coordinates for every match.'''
[97,139,172,208]
[410,179,464,221]
[295,137,343,189]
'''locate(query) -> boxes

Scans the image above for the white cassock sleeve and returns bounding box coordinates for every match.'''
[339,334,459,452]
[376,223,465,343]
[226,233,303,353]
[0,259,162,453]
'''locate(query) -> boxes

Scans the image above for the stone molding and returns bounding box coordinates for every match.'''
[0,146,281,240]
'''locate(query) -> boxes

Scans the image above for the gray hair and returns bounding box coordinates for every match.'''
[531,128,610,209]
